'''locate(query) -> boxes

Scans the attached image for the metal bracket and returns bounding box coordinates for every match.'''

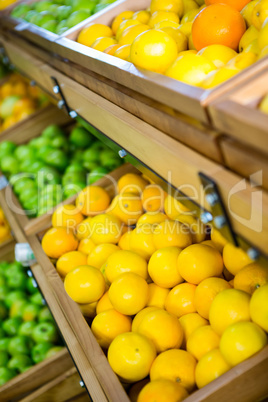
[0,176,9,190]
[50,76,77,119]
[199,172,238,246]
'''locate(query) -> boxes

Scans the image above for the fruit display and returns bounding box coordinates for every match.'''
[0,259,63,385]
[11,0,119,35]
[40,172,268,400]
[76,0,268,88]
[0,123,123,217]
[0,207,12,245]
[0,74,48,133]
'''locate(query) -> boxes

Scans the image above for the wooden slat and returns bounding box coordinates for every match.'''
[0,238,15,260]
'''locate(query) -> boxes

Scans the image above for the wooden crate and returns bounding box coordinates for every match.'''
[209,68,268,155]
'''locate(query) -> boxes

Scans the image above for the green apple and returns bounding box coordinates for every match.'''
[38,306,54,323]
[32,322,58,343]
[19,158,38,172]
[65,163,86,174]
[8,336,34,356]
[29,136,50,149]
[11,4,32,18]
[23,197,39,217]
[63,183,85,199]
[0,274,6,287]
[70,127,94,148]
[26,278,38,294]
[71,149,84,162]
[66,10,91,28]
[72,0,97,12]
[62,171,86,186]
[30,293,44,307]
[19,188,38,204]
[0,141,16,157]
[82,148,99,163]
[0,156,20,176]
[50,135,69,151]
[45,346,64,359]
[0,262,9,275]
[0,301,7,320]
[0,367,16,385]
[0,95,20,119]
[3,317,23,336]
[14,145,35,161]
[36,145,54,161]
[5,261,23,274]
[90,140,105,152]
[9,300,28,318]
[22,303,41,322]
[41,124,65,139]
[13,178,37,195]
[41,20,58,33]
[31,342,53,363]
[48,4,60,13]
[88,166,109,184]
[0,351,9,367]
[43,149,68,171]
[8,354,32,371]
[29,161,46,174]
[0,285,10,302]
[5,291,26,309]
[34,1,54,13]
[7,272,27,291]
[83,161,98,171]
[18,321,36,337]
[37,167,61,186]
[56,5,72,21]
[0,339,10,352]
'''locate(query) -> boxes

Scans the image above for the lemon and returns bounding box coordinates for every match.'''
[252,0,268,30]
[149,10,180,28]
[159,27,188,52]
[77,24,113,47]
[147,283,170,309]
[130,29,178,74]
[179,313,208,348]
[175,214,206,243]
[210,227,228,253]
[243,38,260,54]
[150,0,184,18]
[132,307,159,332]
[181,8,200,23]
[129,226,156,260]
[118,24,150,46]
[227,52,258,69]
[87,243,120,269]
[104,250,148,283]
[114,44,131,60]
[201,66,240,89]
[91,37,117,52]
[195,349,231,389]
[241,0,258,27]
[186,325,220,361]
[239,25,259,52]
[258,17,268,49]
[220,321,267,366]
[258,45,268,59]
[188,34,196,50]
[111,11,134,34]
[148,246,183,288]
[154,20,180,29]
[165,53,216,86]
[182,0,199,14]
[222,243,252,276]
[88,214,122,244]
[250,283,268,331]
[259,94,268,114]
[132,10,151,24]
[177,22,193,37]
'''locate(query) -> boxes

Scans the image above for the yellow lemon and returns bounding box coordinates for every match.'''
[79,301,97,318]
[181,8,200,23]
[91,37,117,52]
[201,66,240,89]
[252,0,268,30]
[164,195,190,219]
[116,19,141,40]
[159,27,188,52]
[137,309,184,352]
[109,272,149,315]
[108,192,143,226]
[166,53,215,86]
[242,38,260,54]
[77,23,113,47]
[177,244,223,285]
[112,11,134,34]
[175,214,206,243]
[154,20,180,28]
[138,379,188,402]
[117,173,149,195]
[195,349,231,389]
[56,251,88,277]
[118,24,150,46]
[114,44,131,60]
[132,306,159,332]
[198,44,237,68]
[87,214,122,244]
[234,263,268,294]
[239,25,259,52]
[87,243,120,269]
[137,212,167,227]
[222,243,252,276]
[78,238,96,255]
[148,247,184,288]
[130,29,178,73]
[129,225,156,260]
[220,321,267,366]
[64,265,105,304]
[209,288,251,335]
[258,45,268,59]
[177,22,193,37]
[104,250,148,282]
[118,230,132,250]
[150,349,196,392]
[52,204,84,230]
[132,10,151,24]
[241,0,258,27]
[96,291,113,314]
[227,51,258,69]
[194,277,231,319]
[186,325,220,360]
[165,282,197,317]
[108,332,157,382]
[76,217,93,240]
[147,283,170,309]
[150,0,184,17]
[182,0,199,13]
[91,309,132,349]
[153,220,192,249]
[179,313,208,348]
[76,186,110,216]
[250,283,268,332]
[210,227,228,252]
[258,17,268,49]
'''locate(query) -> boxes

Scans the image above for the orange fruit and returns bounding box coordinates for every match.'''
[147,283,170,309]
[165,283,197,317]
[79,301,97,318]
[104,250,148,282]
[75,217,93,240]
[96,291,114,314]
[222,243,253,275]
[195,349,231,389]
[77,23,113,47]
[141,184,167,212]
[108,192,143,225]
[130,29,178,74]
[87,214,122,244]
[192,4,246,51]
[186,325,220,360]
[164,195,190,219]
[153,220,192,249]
[91,309,132,348]
[132,307,160,332]
[118,173,149,195]
[194,277,231,319]
[209,288,251,335]
[150,349,196,392]
[137,212,167,227]
[87,243,120,269]
[148,11,180,28]
[205,0,251,12]
[132,10,151,24]
[108,332,157,382]
[150,0,184,17]
[118,230,132,250]
[91,37,118,52]
[112,11,135,34]
[138,379,188,402]
[234,263,268,294]
[177,244,223,285]
[220,321,267,366]
[42,227,78,259]
[129,225,156,260]
[250,284,268,332]
[118,24,150,46]
[179,313,208,348]
[78,238,96,255]
[76,186,110,216]
[148,247,183,288]
[109,272,149,315]
[210,227,228,252]
[113,44,131,60]
[56,251,88,277]
[103,44,121,55]
[64,265,106,304]
[51,204,84,230]
[137,309,184,352]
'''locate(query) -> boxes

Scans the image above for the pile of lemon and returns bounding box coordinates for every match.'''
[76,0,268,89]
[41,171,268,401]
[0,207,12,244]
